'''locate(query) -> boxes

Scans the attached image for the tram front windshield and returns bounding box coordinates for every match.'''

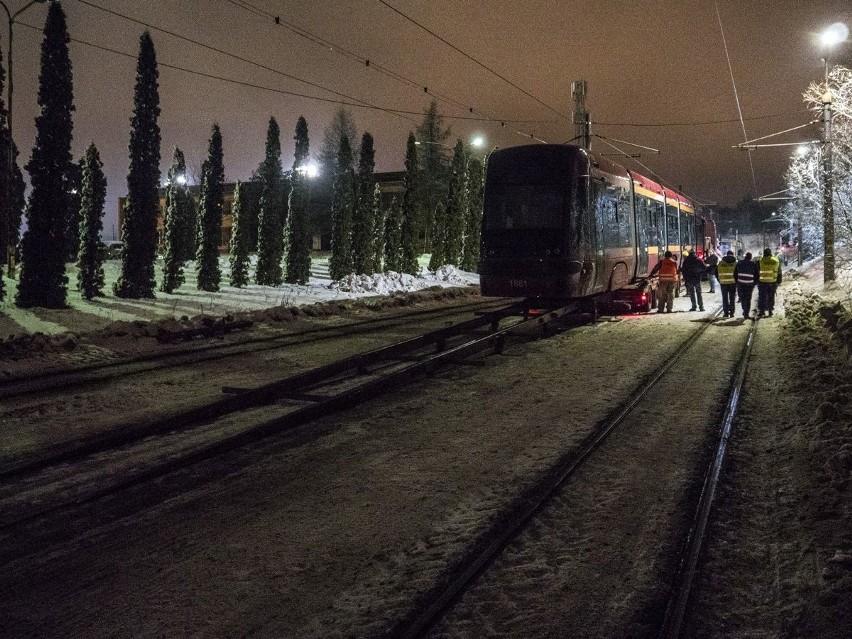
[484,146,573,232]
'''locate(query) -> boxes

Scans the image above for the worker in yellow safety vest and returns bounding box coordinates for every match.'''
[716,250,738,317]
[756,247,782,317]
[650,250,679,313]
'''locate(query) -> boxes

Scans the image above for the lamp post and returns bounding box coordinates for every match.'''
[819,22,848,283]
[1,0,47,278]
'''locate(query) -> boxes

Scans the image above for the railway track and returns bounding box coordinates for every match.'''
[382,309,759,638]
[0,297,510,402]
[0,300,581,535]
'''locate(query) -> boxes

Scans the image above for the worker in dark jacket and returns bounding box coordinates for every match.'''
[733,252,760,319]
[680,250,706,312]
[716,250,738,317]
[757,247,782,317]
[705,250,719,293]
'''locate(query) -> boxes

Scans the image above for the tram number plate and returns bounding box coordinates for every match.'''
[508,279,528,288]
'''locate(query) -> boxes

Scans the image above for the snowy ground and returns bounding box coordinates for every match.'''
[0,254,479,338]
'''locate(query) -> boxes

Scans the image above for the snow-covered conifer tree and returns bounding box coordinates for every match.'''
[328,135,355,281]
[384,195,402,273]
[352,132,376,274]
[115,31,161,299]
[229,181,250,287]
[399,132,420,275]
[76,143,106,300]
[255,117,285,285]
[369,183,385,273]
[160,147,193,293]
[17,2,74,308]
[286,116,312,284]
[196,124,224,292]
[461,155,484,272]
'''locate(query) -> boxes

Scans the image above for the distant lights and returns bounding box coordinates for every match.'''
[296,163,319,178]
[796,145,810,157]
[175,174,187,185]
[471,135,485,148]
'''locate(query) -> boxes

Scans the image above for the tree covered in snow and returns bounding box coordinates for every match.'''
[399,132,420,275]
[328,134,355,281]
[286,116,312,284]
[461,154,484,272]
[229,181,250,287]
[160,147,194,293]
[195,123,224,292]
[783,65,852,270]
[383,196,402,272]
[17,3,74,308]
[0,46,26,301]
[76,143,106,300]
[64,157,84,262]
[369,183,385,273]
[319,108,357,179]
[352,132,376,274]
[255,117,285,285]
[415,101,451,252]
[115,31,160,300]
[430,139,467,270]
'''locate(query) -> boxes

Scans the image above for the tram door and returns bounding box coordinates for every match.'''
[666,202,680,262]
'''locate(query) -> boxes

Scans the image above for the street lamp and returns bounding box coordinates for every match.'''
[818,21,847,283]
[1,0,48,278]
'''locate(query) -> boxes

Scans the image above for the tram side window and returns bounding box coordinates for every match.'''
[666,206,679,247]
[616,187,632,247]
[640,196,660,248]
[594,184,630,249]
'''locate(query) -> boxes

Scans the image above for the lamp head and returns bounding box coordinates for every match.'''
[820,22,848,49]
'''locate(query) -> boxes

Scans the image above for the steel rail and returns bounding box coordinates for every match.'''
[388,309,726,639]
[659,318,758,637]
[0,297,504,401]
[0,303,575,528]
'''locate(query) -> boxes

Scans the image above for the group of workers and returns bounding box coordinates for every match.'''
[651,247,783,319]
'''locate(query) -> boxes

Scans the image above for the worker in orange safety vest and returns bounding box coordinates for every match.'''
[650,250,679,313]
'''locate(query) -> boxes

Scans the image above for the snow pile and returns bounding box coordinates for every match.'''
[329,265,478,295]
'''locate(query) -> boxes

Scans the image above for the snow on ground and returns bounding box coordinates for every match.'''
[0,254,479,338]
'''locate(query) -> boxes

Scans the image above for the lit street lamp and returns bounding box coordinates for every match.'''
[818,21,847,283]
[1,0,48,278]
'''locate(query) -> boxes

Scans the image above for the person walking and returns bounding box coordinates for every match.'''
[680,250,706,312]
[757,247,782,317]
[705,249,719,293]
[717,250,738,317]
[650,250,678,313]
[734,251,759,319]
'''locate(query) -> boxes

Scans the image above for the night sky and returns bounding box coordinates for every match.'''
[7,0,852,237]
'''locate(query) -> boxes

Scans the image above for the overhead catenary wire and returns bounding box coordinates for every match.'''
[222,0,553,143]
[715,0,757,191]
[375,0,571,125]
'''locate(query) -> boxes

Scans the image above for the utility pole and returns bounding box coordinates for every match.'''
[821,70,835,282]
[572,80,590,150]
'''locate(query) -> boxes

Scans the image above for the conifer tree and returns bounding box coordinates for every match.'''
[328,135,355,281]
[415,101,451,251]
[0,47,25,300]
[383,195,402,273]
[428,201,448,270]
[351,132,376,274]
[196,124,224,292]
[399,132,420,275]
[255,117,285,285]
[160,147,193,293]
[369,183,385,273]
[461,155,485,272]
[76,143,106,299]
[115,31,161,299]
[64,157,83,262]
[434,139,468,268]
[16,2,74,308]
[286,116,312,284]
[229,181,250,287]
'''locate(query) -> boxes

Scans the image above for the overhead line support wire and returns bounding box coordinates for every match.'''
[376,0,571,125]
[225,0,552,143]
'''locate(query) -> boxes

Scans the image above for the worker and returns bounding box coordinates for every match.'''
[717,250,738,317]
[734,251,759,319]
[757,247,782,317]
[650,250,678,313]
[705,249,719,293]
[680,250,706,312]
